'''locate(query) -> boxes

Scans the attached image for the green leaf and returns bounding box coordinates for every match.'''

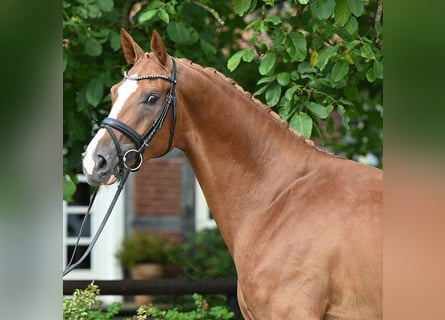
[290,70,300,80]
[312,121,324,144]
[167,22,191,44]
[360,43,375,60]
[259,52,277,75]
[138,9,158,23]
[373,59,383,79]
[305,101,332,119]
[327,117,335,135]
[165,2,176,14]
[97,0,113,12]
[337,105,350,130]
[109,30,121,51]
[85,78,104,107]
[298,61,317,74]
[87,4,100,18]
[91,28,109,39]
[344,82,359,101]
[277,72,291,86]
[284,85,300,102]
[146,0,164,10]
[257,74,277,85]
[344,39,361,52]
[345,16,358,34]
[348,0,364,17]
[310,0,336,20]
[200,38,217,57]
[339,97,354,106]
[63,177,76,202]
[265,82,282,107]
[63,54,67,72]
[227,50,246,72]
[242,48,255,62]
[85,37,102,56]
[366,66,375,82]
[253,84,268,97]
[245,20,262,31]
[290,112,313,139]
[157,8,170,23]
[278,103,292,120]
[233,0,251,16]
[334,0,351,27]
[75,86,88,111]
[317,45,338,71]
[331,59,349,81]
[298,0,309,4]
[264,16,282,25]
[285,32,307,62]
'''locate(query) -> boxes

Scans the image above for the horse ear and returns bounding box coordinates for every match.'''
[150,30,168,66]
[120,28,145,64]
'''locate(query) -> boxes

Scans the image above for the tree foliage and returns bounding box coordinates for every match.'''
[63,0,383,199]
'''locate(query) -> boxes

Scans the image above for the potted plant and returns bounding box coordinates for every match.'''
[115,231,175,304]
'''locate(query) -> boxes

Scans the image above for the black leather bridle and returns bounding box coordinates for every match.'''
[100,59,177,172]
[64,59,178,277]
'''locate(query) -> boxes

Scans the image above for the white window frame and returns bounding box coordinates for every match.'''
[194,179,216,230]
[63,175,125,280]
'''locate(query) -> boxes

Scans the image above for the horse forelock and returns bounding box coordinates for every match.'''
[177,58,329,154]
[130,51,170,75]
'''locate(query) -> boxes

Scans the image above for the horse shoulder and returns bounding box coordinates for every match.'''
[234,158,382,319]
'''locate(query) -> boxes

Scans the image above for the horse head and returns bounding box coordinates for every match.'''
[82,29,179,186]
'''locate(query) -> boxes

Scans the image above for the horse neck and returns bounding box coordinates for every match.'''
[175,59,324,250]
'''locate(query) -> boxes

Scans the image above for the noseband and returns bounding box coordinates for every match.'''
[100,59,177,172]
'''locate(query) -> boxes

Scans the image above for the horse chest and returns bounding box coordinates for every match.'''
[232,190,381,319]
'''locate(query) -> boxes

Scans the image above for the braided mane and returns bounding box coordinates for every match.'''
[178,58,328,152]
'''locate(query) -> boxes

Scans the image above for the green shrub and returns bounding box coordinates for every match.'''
[178,228,236,279]
[154,228,237,310]
[63,282,121,320]
[115,232,177,270]
[131,293,234,320]
[63,283,234,320]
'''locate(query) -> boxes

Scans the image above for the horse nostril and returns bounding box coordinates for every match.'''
[96,154,108,172]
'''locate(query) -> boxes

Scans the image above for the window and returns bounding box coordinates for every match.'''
[63,175,125,283]
[194,179,216,230]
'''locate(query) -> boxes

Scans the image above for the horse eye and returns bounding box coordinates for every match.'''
[146,94,159,105]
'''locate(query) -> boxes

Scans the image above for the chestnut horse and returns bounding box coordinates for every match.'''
[82,29,382,319]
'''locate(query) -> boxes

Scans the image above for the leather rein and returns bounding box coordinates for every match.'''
[63,59,177,276]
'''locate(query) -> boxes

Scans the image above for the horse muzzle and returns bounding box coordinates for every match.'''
[82,141,120,186]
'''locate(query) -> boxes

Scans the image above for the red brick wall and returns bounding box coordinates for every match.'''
[133,158,183,245]
[134,159,182,217]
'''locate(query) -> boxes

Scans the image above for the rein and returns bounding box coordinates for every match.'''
[63,59,178,277]
[63,170,129,276]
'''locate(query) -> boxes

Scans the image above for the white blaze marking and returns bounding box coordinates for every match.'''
[83,128,106,175]
[109,78,139,119]
[83,77,139,175]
